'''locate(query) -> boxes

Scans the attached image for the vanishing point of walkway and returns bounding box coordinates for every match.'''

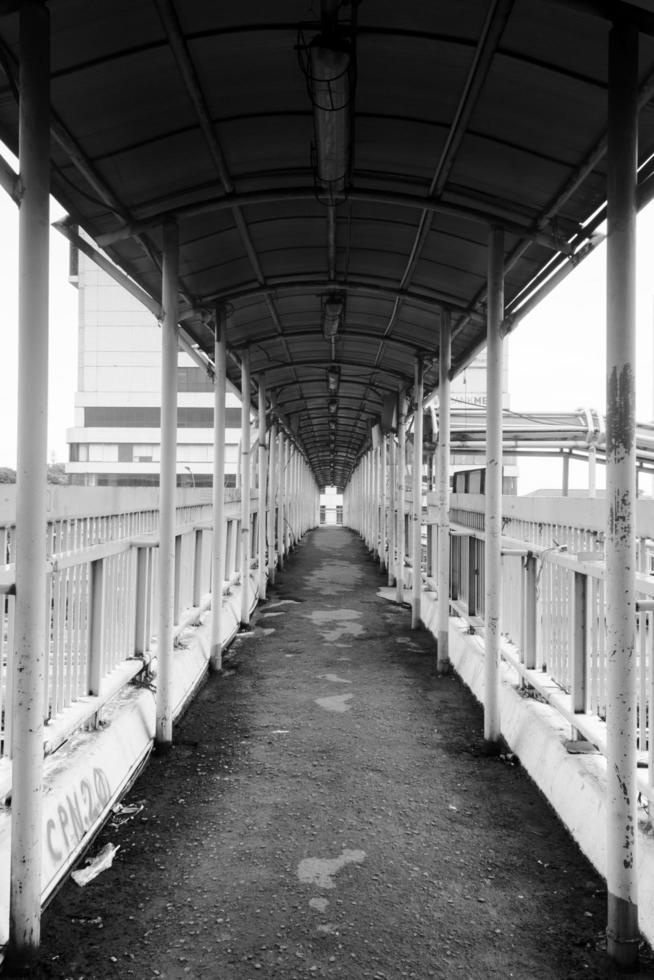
[32,528,645,979]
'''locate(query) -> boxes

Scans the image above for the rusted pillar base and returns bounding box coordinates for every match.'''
[606,894,639,971]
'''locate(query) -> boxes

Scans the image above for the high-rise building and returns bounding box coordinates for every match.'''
[66,253,240,487]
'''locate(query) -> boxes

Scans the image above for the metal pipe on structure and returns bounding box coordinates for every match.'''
[484,226,504,749]
[258,376,267,600]
[284,439,291,557]
[562,451,570,496]
[397,394,407,603]
[373,446,379,558]
[437,311,452,673]
[588,444,597,498]
[380,436,387,570]
[268,417,277,585]
[8,0,49,965]
[155,219,179,748]
[388,435,396,586]
[240,352,252,625]
[209,307,227,671]
[411,360,424,630]
[277,430,284,570]
[605,18,639,969]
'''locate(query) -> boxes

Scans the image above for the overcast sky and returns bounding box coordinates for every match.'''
[0,166,652,492]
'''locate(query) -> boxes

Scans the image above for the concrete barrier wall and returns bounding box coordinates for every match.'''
[0,572,257,953]
[416,589,654,950]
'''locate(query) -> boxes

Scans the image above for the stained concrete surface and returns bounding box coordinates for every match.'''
[30,527,654,979]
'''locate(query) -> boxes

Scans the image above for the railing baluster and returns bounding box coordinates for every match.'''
[571,571,588,738]
[87,559,104,703]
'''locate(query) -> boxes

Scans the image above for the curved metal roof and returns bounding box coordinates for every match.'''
[1,0,654,488]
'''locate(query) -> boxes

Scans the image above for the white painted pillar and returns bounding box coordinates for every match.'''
[9,1,49,964]
[155,218,179,748]
[605,18,639,969]
[437,310,452,673]
[396,395,407,603]
[484,227,504,748]
[257,376,267,600]
[381,436,387,570]
[369,450,374,550]
[294,451,299,540]
[268,418,277,584]
[210,307,227,670]
[411,361,424,629]
[388,434,396,586]
[240,352,251,625]
[378,443,383,556]
[277,430,285,569]
[284,439,291,557]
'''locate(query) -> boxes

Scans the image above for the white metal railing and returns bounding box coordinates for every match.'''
[439,492,654,797]
[0,485,277,759]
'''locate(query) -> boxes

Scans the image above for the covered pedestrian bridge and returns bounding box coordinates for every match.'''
[1,0,654,971]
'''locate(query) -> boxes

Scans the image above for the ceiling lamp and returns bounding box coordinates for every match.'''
[327,364,340,393]
[328,398,338,415]
[298,2,356,205]
[322,292,345,339]
[308,37,352,201]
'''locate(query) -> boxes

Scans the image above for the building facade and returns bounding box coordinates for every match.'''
[66,254,241,487]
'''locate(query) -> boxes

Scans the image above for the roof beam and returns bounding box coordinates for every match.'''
[540,0,654,37]
[238,356,413,384]
[95,186,575,255]
[152,0,322,448]
[203,275,479,317]
[373,0,515,370]
[235,326,434,355]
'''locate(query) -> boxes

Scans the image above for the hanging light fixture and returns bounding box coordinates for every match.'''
[297,1,357,205]
[322,291,345,339]
[327,364,340,393]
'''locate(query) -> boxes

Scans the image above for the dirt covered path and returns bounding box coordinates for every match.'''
[31,527,654,979]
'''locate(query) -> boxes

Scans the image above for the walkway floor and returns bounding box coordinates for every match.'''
[32,527,654,979]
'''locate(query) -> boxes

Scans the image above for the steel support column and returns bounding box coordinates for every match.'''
[155,219,179,748]
[484,227,504,748]
[381,435,387,570]
[411,361,424,630]
[605,17,639,968]
[240,352,251,625]
[388,435,396,586]
[8,0,50,964]
[588,444,597,498]
[562,451,570,496]
[210,307,227,671]
[268,417,277,584]
[284,438,291,557]
[397,394,407,603]
[437,311,452,673]
[277,431,285,570]
[257,376,267,600]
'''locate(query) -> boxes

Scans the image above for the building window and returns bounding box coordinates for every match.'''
[85,407,160,427]
[84,406,241,429]
[118,444,133,463]
[177,366,213,392]
[69,443,79,462]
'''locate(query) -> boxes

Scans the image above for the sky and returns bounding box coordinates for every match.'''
[0,161,652,491]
